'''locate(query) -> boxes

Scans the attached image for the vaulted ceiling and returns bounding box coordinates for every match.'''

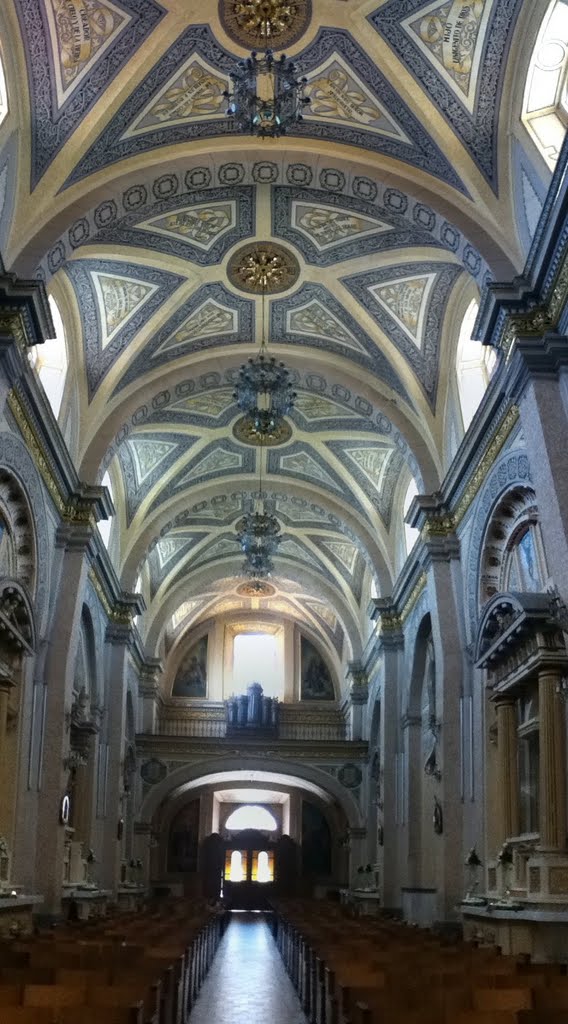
[0,0,543,665]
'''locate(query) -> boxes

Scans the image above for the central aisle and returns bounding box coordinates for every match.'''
[188,912,308,1024]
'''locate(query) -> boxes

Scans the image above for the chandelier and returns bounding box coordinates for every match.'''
[233,264,296,441]
[224,49,310,139]
[236,438,281,578]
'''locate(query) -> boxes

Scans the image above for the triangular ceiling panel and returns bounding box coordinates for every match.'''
[91,271,158,350]
[273,446,347,497]
[115,283,253,394]
[116,431,197,525]
[271,284,409,401]
[293,393,364,422]
[91,186,254,266]
[291,199,392,252]
[64,28,239,186]
[136,200,236,251]
[123,53,229,137]
[304,52,411,142]
[128,438,178,487]
[64,26,466,194]
[166,388,235,420]
[278,538,328,575]
[148,442,255,515]
[273,186,449,268]
[342,261,462,406]
[326,439,405,528]
[16,0,166,187]
[368,0,524,189]
[368,272,437,350]
[309,534,364,600]
[65,258,184,398]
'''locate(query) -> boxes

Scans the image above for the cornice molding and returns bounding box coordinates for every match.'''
[135,734,369,762]
[0,272,54,349]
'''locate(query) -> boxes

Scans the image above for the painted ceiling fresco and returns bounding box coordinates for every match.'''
[0,0,540,666]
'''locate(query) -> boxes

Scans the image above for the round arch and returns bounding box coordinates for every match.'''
[138,759,365,832]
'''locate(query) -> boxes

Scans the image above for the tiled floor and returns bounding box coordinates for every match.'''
[188,912,308,1024]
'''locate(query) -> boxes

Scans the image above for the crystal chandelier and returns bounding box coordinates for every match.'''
[233,269,296,441]
[224,49,310,139]
[236,439,281,578]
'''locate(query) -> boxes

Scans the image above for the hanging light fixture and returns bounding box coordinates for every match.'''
[233,266,296,441]
[224,49,310,139]
[236,436,281,579]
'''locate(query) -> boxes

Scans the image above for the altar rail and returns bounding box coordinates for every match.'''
[157,702,347,742]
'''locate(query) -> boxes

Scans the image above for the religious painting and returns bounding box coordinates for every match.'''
[167,799,200,873]
[300,637,335,700]
[517,529,540,591]
[172,635,208,698]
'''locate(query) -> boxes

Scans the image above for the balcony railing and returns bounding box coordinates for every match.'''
[157,701,347,742]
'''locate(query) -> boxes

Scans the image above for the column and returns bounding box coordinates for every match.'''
[508,336,568,597]
[35,526,91,917]
[538,668,567,851]
[99,623,131,894]
[345,662,368,741]
[494,698,519,846]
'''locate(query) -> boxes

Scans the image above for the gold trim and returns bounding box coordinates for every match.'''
[88,568,133,627]
[454,405,520,526]
[7,389,66,514]
[401,573,427,623]
[0,312,28,349]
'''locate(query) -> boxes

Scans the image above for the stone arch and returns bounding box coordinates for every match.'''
[138,757,365,832]
[465,449,532,640]
[0,433,49,633]
[0,468,36,596]
[478,485,540,607]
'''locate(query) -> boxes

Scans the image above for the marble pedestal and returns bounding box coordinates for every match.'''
[461,904,568,961]
[0,894,43,937]
[61,887,112,921]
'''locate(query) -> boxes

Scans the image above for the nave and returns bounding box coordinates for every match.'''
[188,914,307,1024]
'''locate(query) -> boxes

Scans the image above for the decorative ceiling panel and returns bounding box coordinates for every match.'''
[271,283,410,400]
[89,186,255,264]
[267,442,367,518]
[342,260,463,406]
[65,257,184,397]
[147,440,255,515]
[369,0,523,191]
[148,531,206,598]
[116,431,198,524]
[309,535,365,602]
[114,283,253,393]
[64,25,466,194]
[273,186,444,265]
[16,0,166,187]
[326,440,405,528]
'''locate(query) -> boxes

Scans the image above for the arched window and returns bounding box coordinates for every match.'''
[0,52,8,127]
[403,478,419,555]
[225,805,278,832]
[523,0,568,169]
[28,297,68,418]
[97,471,114,549]
[456,300,496,431]
[229,850,244,882]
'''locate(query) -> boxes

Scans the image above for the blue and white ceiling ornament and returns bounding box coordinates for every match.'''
[147,440,256,516]
[61,24,466,195]
[16,0,166,187]
[64,258,185,398]
[116,431,199,525]
[325,440,405,529]
[114,282,254,394]
[342,260,463,407]
[271,283,410,401]
[90,186,255,265]
[272,186,444,266]
[369,0,524,191]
